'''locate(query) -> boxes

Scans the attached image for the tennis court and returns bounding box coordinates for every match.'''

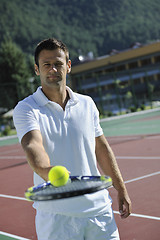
[0,108,160,239]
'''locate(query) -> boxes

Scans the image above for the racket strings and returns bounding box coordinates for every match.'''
[36,181,104,195]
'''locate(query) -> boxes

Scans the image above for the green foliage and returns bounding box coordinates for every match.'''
[0,37,31,109]
[129,106,137,112]
[0,0,159,111]
[1,125,11,136]
[140,104,146,110]
[0,0,160,59]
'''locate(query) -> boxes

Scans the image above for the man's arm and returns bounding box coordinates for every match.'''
[21,129,52,181]
[95,134,132,218]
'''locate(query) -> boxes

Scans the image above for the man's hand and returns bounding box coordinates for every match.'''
[118,190,132,218]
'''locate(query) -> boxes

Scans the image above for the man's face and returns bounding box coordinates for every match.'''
[35,48,71,89]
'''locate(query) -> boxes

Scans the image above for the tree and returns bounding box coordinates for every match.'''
[125,91,133,108]
[0,37,31,109]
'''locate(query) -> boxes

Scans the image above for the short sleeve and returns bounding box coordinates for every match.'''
[92,100,103,137]
[13,102,40,142]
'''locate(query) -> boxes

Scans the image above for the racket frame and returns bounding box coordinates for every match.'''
[25,175,112,201]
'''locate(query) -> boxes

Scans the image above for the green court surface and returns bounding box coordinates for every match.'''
[100,108,160,137]
[0,232,30,240]
[0,235,13,240]
[0,236,14,240]
[0,108,160,147]
[0,235,19,240]
[0,135,19,147]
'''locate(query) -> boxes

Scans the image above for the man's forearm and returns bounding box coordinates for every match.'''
[96,135,126,192]
[21,130,52,181]
[96,134,132,218]
[24,143,52,181]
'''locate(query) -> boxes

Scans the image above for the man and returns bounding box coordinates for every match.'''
[13,38,131,240]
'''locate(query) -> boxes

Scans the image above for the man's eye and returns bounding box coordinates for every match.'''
[55,62,63,67]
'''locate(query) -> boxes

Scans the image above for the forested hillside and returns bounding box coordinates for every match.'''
[0,0,160,59]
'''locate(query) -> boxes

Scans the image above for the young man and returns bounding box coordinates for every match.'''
[13,38,131,240]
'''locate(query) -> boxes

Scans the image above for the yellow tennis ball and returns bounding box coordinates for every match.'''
[48,166,69,187]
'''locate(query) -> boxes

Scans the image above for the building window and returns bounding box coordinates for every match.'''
[154,55,160,63]
[116,65,126,71]
[140,58,151,66]
[128,61,138,69]
[156,74,160,80]
[133,78,141,85]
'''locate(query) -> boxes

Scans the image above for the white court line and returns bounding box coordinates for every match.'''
[1,155,159,160]
[0,194,159,221]
[0,231,30,240]
[113,211,160,221]
[0,156,26,159]
[146,135,160,139]
[0,149,20,155]
[100,107,160,122]
[116,156,160,160]
[0,194,26,201]
[0,171,160,199]
[0,171,160,221]
[0,155,159,160]
[124,171,160,184]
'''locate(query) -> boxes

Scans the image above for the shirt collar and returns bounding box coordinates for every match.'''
[33,87,49,106]
[66,86,79,106]
[33,86,79,107]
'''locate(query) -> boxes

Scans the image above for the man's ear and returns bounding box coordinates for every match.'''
[34,64,40,76]
[67,60,71,74]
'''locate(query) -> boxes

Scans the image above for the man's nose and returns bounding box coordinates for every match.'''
[50,65,57,72]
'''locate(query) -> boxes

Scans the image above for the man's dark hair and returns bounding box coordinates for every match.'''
[34,38,69,66]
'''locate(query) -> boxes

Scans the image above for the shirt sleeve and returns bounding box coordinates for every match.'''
[13,101,40,142]
[92,100,103,137]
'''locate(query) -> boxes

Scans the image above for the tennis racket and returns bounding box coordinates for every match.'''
[25,175,112,201]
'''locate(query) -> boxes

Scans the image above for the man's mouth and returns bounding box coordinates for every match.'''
[48,75,59,79]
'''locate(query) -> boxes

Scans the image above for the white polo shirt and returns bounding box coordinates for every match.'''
[13,86,112,217]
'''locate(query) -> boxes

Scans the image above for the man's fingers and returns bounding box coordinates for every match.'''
[119,198,132,219]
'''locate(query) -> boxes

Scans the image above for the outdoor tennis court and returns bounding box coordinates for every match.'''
[100,108,160,137]
[0,108,160,239]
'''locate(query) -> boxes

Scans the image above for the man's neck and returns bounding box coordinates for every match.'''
[41,85,69,110]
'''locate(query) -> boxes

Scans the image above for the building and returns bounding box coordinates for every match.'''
[70,41,160,115]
